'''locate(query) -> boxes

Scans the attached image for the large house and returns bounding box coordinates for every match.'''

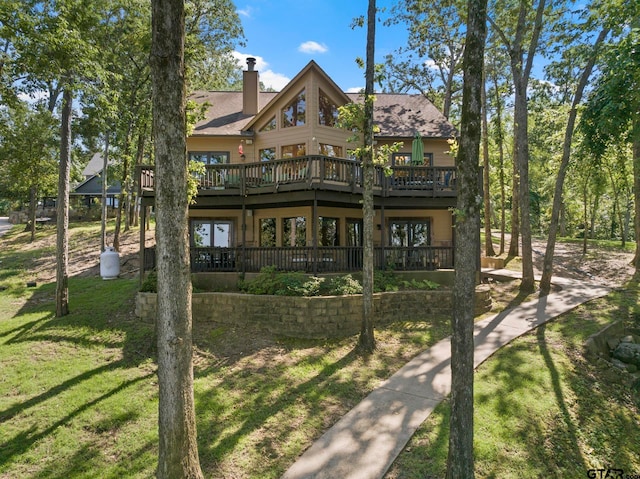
[139,59,464,280]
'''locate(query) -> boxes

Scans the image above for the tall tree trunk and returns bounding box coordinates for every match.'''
[358,0,376,354]
[132,131,146,228]
[113,127,133,251]
[582,176,590,255]
[513,71,535,292]
[590,192,600,239]
[101,133,110,252]
[151,1,204,477]
[491,70,506,255]
[632,116,640,274]
[446,0,486,476]
[482,72,495,257]
[491,0,546,291]
[508,158,519,257]
[28,185,37,242]
[56,87,72,318]
[539,28,608,293]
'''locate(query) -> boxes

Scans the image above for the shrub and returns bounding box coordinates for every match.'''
[238,266,318,296]
[236,268,438,297]
[140,270,157,293]
[321,274,363,296]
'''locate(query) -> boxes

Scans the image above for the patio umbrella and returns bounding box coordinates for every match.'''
[411,132,424,165]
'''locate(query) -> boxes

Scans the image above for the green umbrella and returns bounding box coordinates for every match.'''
[411,132,424,165]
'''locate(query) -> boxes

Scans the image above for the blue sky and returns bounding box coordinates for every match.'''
[232,0,408,92]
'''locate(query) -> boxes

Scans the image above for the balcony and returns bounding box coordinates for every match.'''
[138,155,457,199]
[144,245,454,275]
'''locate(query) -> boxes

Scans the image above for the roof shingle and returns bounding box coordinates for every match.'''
[189,90,455,139]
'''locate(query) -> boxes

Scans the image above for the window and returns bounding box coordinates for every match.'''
[319,144,343,157]
[259,147,276,162]
[260,218,276,246]
[392,152,433,166]
[282,89,306,128]
[282,143,306,158]
[346,219,363,247]
[260,116,276,132]
[319,217,339,246]
[191,220,233,247]
[189,151,229,164]
[283,216,306,246]
[391,153,411,165]
[389,219,431,247]
[319,89,339,127]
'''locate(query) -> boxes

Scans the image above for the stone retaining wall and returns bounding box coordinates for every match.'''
[136,286,492,339]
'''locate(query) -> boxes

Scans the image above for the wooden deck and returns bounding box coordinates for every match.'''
[138,155,458,199]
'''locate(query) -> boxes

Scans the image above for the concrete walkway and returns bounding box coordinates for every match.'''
[0,217,11,238]
[282,271,612,479]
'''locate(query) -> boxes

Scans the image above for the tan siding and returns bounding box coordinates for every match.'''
[377,138,453,166]
[191,206,453,248]
[187,137,246,164]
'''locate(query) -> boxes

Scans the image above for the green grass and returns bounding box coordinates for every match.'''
[2,221,639,478]
[0,221,451,478]
[385,285,640,478]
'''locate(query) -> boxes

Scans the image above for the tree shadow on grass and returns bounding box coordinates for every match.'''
[194,344,360,476]
[536,322,589,472]
[0,277,157,475]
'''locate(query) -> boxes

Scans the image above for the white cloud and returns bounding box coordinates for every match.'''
[346,87,364,93]
[232,52,291,91]
[298,41,329,54]
[237,6,252,17]
[260,71,291,91]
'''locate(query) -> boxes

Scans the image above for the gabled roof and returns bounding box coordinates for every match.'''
[82,152,114,177]
[189,61,456,139]
[71,173,121,196]
[243,60,352,132]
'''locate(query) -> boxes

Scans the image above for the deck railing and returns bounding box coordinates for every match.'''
[145,245,454,274]
[138,156,457,197]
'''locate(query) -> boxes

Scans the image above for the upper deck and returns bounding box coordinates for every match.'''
[138,155,458,200]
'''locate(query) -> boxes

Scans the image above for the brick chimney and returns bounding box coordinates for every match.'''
[243,57,259,115]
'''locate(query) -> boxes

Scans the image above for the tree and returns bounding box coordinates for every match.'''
[3,0,110,315]
[539,21,610,293]
[150,0,204,476]
[486,51,511,255]
[184,0,245,91]
[361,0,377,353]
[384,0,466,120]
[0,103,58,241]
[56,87,72,317]
[481,68,496,257]
[489,0,549,293]
[579,10,640,273]
[447,0,486,476]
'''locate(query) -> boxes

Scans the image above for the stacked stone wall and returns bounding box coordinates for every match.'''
[136,286,491,339]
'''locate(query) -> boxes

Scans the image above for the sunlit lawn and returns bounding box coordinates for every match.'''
[1,222,639,478]
[0,222,451,478]
[385,285,640,478]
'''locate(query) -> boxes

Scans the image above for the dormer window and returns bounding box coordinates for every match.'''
[282,89,306,128]
[319,89,339,127]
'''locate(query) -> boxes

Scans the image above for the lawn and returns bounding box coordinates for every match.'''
[385,285,640,478]
[1,221,639,478]
[0,222,451,478]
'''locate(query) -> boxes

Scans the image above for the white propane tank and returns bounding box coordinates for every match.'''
[100,247,120,279]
